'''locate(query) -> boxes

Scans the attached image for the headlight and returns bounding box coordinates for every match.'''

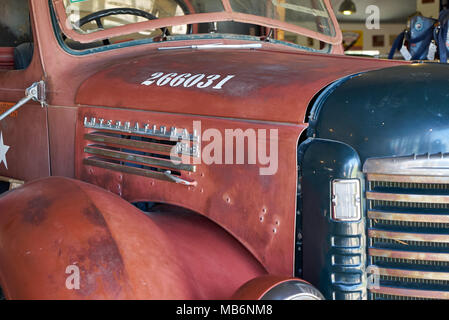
[331,179,361,222]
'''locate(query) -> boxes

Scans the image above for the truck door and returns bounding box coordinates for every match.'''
[0,0,49,184]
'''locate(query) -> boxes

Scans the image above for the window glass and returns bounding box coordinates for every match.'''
[229,0,335,37]
[0,0,33,70]
[0,0,32,47]
[63,0,224,36]
[56,0,336,52]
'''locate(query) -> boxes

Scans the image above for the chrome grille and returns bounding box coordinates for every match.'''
[371,292,433,300]
[364,153,449,300]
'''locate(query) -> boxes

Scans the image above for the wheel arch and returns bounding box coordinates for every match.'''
[0,177,266,299]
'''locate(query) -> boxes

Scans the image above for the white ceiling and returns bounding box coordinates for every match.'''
[330,0,418,23]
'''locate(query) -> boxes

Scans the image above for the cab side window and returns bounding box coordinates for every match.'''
[0,0,33,70]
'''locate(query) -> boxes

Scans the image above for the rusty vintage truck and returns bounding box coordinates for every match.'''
[1,0,449,300]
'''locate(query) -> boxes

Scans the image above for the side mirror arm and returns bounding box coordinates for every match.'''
[0,81,46,121]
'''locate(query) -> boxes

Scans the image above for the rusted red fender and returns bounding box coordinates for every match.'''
[0,177,266,299]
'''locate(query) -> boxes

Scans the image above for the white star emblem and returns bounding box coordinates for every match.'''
[0,132,10,170]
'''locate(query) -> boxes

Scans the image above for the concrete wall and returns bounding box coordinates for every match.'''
[417,0,441,19]
[340,22,406,56]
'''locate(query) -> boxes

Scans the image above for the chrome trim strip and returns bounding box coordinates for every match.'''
[369,229,449,243]
[374,266,449,281]
[368,210,449,224]
[84,133,198,158]
[370,286,449,299]
[0,176,24,190]
[84,117,200,143]
[369,248,449,262]
[366,192,449,204]
[84,146,196,172]
[0,176,24,185]
[367,173,449,184]
[164,170,197,187]
[84,158,174,183]
[364,153,449,177]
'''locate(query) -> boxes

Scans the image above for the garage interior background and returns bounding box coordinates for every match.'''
[333,0,447,58]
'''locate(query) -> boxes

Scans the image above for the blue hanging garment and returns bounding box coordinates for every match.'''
[437,9,449,63]
[389,15,437,60]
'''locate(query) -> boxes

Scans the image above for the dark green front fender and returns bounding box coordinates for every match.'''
[298,138,367,300]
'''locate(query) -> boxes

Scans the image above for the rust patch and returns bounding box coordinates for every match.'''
[22,197,52,225]
[75,233,127,298]
[83,205,107,228]
[0,102,18,118]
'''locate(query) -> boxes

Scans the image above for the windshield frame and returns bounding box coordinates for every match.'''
[52,0,341,45]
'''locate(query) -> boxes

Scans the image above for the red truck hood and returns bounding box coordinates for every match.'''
[76,49,406,124]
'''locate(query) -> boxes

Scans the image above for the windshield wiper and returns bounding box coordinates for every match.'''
[158,43,262,51]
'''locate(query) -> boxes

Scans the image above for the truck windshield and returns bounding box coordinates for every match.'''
[56,0,337,47]
[62,0,225,35]
[229,0,334,36]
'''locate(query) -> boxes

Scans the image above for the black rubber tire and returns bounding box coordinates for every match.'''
[0,181,9,195]
[0,286,5,300]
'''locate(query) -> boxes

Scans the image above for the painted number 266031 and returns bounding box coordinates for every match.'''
[141,72,235,90]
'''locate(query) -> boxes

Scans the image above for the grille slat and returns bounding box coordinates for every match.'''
[369,229,449,244]
[368,210,449,224]
[367,191,449,204]
[370,286,449,299]
[84,158,175,182]
[364,157,449,300]
[84,145,195,172]
[85,133,176,155]
[375,266,449,281]
[370,248,449,262]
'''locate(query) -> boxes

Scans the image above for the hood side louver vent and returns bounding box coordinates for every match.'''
[83,117,199,185]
